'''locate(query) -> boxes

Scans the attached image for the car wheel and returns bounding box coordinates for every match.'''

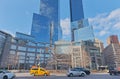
[69,73,73,77]
[3,76,8,79]
[34,72,38,76]
[87,72,90,75]
[31,73,34,76]
[44,73,47,76]
[114,72,117,75]
[11,77,15,79]
[109,73,112,75]
[81,73,85,77]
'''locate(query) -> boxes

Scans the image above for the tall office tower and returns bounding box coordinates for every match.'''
[70,0,84,22]
[31,0,61,43]
[107,35,119,45]
[70,0,94,42]
[31,13,50,43]
[40,0,59,21]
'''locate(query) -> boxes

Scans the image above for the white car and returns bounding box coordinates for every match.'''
[67,68,86,77]
[0,70,15,79]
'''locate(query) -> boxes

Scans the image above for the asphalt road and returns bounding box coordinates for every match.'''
[14,73,120,79]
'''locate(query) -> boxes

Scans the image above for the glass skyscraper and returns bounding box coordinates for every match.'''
[31,0,94,43]
[31,13,50,43]
[74,26,94,42]
[70,0,94,42]
[70,0,84,22]
[31,0,61,43]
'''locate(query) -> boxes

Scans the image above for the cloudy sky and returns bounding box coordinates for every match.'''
[0,0,120,46]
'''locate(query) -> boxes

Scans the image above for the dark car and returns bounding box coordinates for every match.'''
[74,67,91,75]
[108,67,120,75]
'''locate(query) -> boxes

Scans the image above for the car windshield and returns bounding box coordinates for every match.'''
[31,68,38,70]
[71,68,79,71]
[0,70,11,73]
[5,70,11,73]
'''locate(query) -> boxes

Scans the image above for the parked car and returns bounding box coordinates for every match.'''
[30,66,50,76]
[108,67,120,75]
[67,67,90,77]
[76,67,91,75]
[0,70,15,79]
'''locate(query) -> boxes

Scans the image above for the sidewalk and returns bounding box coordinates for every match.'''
[15,73,32,77]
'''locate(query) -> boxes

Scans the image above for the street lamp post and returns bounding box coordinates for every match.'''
[26,56,29,70]
[36,55,40,66]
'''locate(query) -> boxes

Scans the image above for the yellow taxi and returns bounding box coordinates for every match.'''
[30,66,50,76]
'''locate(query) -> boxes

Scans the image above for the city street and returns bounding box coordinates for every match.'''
[14,73,120,79]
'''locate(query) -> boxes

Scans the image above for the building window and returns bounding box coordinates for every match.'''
[45,54,50,57]
[11,39,17,43]
[29,60,34,63]
[19,56,25,60]
[90,52,94,56]
[37,43,45,47]
[27,53,35,57]
[40,57,44,60]
[28,48,36,52]
[29,57,35,60]
[37,48,43,52]
[11,45,17,50]
[19,60,25,63]
[18,46,26,51]
[27,42,36,46]
[41,49,45,53]
[9,50,16,54]
[17,52,26,56]
[40,54,45,58]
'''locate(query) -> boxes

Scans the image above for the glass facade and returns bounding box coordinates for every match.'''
[74,26,94,42]
[69,0,94,42]
[0,33,6,56]
[18,46,26,51]
[40,0,59,21]
[31,0,61,43]
[9,50,16,54]
[8,37,51,69]
[70,0,84,22]
[16,32,35,42]
[71,19,89,30]
[31,13,50,43]
[0,30,50,69]
[71,19,94,42]
[0,31,13,68]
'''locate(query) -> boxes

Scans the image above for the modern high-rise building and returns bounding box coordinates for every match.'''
[0,31,12,68]
[103,44,120,68]
[107,35,119,45]
[69,0,94,42]
[31,0,61,43]
[31,13,50,43]
[74,26,94,42]
[40,0,60,21]
[0,30,50,69]
[70,0,84,22]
